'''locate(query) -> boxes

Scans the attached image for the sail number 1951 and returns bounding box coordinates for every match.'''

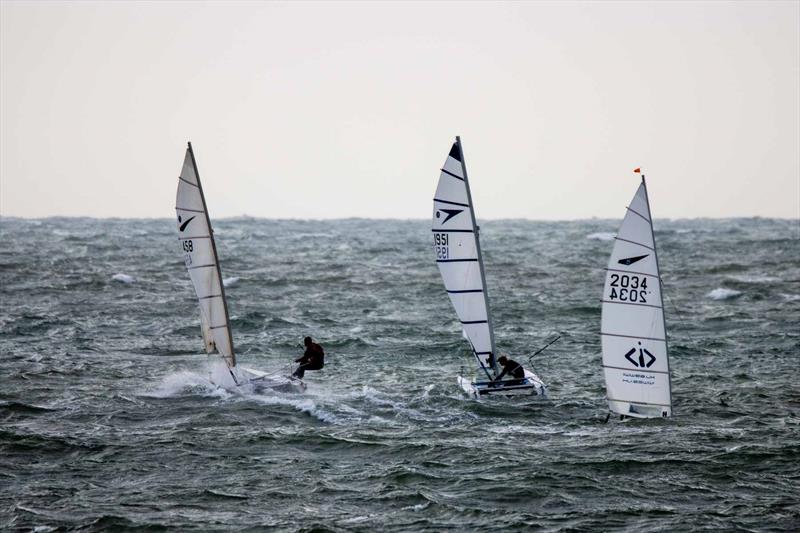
[434,232,449,260]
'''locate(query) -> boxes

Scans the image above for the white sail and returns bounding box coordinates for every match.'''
[175,143,235,369]
[601,176,672,418]
[432,138,497,377]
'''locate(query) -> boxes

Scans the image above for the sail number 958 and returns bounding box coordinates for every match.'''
[434,232,449,260]
[609,274,648,303]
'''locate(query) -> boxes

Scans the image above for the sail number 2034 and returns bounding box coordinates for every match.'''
[609,274,648,303]
[434,232,449,260]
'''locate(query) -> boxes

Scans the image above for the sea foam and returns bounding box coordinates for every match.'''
[112,273,136,284]
[250,394,341,424]
[143,370,227,399]
[707,288,743,300]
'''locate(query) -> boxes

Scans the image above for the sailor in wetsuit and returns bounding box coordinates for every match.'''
[492,355,525,384]
[292,336,324,379]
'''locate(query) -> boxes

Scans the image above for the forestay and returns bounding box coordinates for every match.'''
[175,143,236,369]
[432,138,497,377]
[601,176,672,417]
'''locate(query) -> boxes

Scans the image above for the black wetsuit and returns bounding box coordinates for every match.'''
[293,342,324,379]
[495,358,525,381]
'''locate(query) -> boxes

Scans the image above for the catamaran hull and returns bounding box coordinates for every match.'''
[458,369,546,398]
[608,399,671,419]
[238,366,306,393]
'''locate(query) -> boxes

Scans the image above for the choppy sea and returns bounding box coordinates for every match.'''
[1,217,798,531]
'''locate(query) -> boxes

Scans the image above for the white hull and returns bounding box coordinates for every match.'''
[458,369,547,398]
[608,399,671,418]
[237,366,306,393]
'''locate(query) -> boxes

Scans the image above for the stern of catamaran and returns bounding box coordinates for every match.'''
[608,399,671,418]
[457,368,547,397]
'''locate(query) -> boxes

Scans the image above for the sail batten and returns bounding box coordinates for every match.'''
[614,237,655,250]
[601,177,672,418]
[627,207,651,222]
[176,143,236,369]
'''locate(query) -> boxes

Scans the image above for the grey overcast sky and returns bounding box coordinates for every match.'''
[1,1,798,220]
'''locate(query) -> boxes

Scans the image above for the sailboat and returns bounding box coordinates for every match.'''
[432,137,546,397]
[601,170,672,418]
[175,142,305,392]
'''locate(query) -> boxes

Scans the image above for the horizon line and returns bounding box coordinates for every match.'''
[1,214,798,223]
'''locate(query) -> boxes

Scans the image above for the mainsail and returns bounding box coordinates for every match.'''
[432,137,497,378]
[175,143,236,369]
[601,175,672,418]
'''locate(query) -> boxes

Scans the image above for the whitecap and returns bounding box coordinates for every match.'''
[250,394,341,424]
[419,384,435,399]
[726,275,781,284]
[222,276,240,288]
[707,288,743,300]
[402,503,429,512]
[780,293,800,302]
[352,385,400,408]
[586,232,615,241]
[112,273,136,284]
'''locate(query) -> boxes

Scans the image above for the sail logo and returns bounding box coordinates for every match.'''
[618,254,649,266]
[436,209,463,224]
[624,341,656,368]
[178,215,196,232]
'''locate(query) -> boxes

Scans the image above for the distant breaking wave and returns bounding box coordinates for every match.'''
[586,232,615,241]
[112,273,136,284]
[726,275,781,284]
[707,288,743,300]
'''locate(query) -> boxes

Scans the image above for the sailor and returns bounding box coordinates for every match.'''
[292,336,324,379]
[492,355,525,382]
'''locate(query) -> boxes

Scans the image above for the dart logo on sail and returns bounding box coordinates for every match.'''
[624,342,656,368]
[436,209,463,224]
[178,215,196,232]
[618,254,649,266]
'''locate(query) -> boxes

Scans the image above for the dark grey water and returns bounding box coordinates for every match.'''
[1,217,799,531]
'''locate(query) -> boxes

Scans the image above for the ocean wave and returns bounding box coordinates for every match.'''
[3,217,798,531]
[726,275,781,284]
[0,401,56,414]
[706,288,743,300]
[586,232,615,241]
[111,273,136,284]
[249,393,341,424]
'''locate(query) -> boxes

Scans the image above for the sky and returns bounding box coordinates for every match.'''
[1,1,798,220]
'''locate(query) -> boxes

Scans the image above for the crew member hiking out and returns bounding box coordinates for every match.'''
[492,355,525,383]
[293,336,324,379]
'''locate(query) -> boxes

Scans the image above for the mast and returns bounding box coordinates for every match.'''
[455,136,498,376]
[640,174,672,412]
[186,142,236,368]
